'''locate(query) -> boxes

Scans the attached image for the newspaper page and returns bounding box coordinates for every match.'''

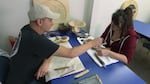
[45,37,85,82]
[77,36,118,67]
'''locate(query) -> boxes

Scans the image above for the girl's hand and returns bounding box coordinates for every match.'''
[96,48,110,56]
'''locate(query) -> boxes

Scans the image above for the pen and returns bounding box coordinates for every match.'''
[74,69,89,78]
[60,69,75,77]
[95,53,106,67]
[54,66,69,70]
[95,74,103,84]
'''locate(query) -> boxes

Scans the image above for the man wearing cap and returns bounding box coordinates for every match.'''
[5,5,102,84]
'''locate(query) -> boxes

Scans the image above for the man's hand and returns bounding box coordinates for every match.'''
[35,59,51,80]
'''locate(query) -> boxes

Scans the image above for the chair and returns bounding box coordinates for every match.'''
[143,42,150,50]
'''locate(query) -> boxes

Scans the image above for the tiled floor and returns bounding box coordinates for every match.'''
[128,38,150,84]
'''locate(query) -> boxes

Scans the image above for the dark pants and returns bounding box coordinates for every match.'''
[30,78,51,84]
[30,79,43,84]
[0,56,51,84]
[0,56,9,83]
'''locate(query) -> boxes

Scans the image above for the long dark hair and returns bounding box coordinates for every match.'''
[112,9,128,37]
[124,5,134,27]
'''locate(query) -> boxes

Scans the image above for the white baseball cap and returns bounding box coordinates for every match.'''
[28,5,60,21]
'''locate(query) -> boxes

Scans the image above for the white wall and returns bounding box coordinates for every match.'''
[0,0,150,52]
[0,0,31,52]
[90,0,123,37]
[136,0,150,23]
[90,0,150,37]
[0,0,93,52]
[69,0,93,31]
[70,0,85,20]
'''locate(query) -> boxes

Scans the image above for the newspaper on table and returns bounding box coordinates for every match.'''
[77,36,119,67]
[45,37,85,82]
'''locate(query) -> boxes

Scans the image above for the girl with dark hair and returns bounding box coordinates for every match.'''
[96,9,138,64]
[124,5,135,27]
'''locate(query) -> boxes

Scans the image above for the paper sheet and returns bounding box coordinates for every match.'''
[45,37,85,82]
[77,37,119,67]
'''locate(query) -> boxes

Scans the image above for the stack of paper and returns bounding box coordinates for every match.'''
[46,37,85,82]
[77,37,119,67]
